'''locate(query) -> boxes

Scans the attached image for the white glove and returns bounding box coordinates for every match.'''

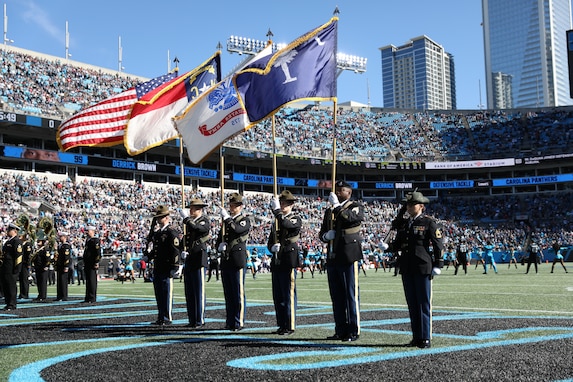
[220,207,230,221]
[270,197,280,211]
[218,242,227,252]
[323,230,336,241]
[180,251,188,260]
[179,208,189,219]
[170,265,183,278]
[379,242,389,251]
[328,192,340,208]
[270,243,281,253]
[431,267,441,276]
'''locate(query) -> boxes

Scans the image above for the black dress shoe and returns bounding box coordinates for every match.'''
[326,334,342,340]
[342,334,359,342]
[273,328,285,334]
[279,329,294,336]
[406,339,418,347]
[417,339,431,349]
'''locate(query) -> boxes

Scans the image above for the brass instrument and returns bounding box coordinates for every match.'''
[37,216,57,251]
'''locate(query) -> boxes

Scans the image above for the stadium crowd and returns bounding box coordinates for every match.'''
[3,48,573,163]
[1,49,573,265]
[1,172,572,263]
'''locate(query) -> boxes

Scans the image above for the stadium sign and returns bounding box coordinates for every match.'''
[1,144,219,180]
[492,174,573,186]
[426,158,514,169]
[430,181,474,189]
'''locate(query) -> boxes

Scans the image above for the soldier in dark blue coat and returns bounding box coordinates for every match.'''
[82,225,101,303]
[1,223,23,310]
[216,193,251,331]
[397,191,444,349]
[267,190,302,335]
[18,231,33,299]
[55,231,71,301]
[32,235,50,302]
[147,205,181,325]
[319,180,364,342]
[180,198,211,328]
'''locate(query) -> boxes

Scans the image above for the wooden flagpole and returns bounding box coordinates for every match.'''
[179,136,186,210]
[329,99,338,255]
[331,99,338,191]
[179,136,187,251]
[219,146,225,236]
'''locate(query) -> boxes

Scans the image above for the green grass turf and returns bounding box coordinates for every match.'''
[91,262,573,316]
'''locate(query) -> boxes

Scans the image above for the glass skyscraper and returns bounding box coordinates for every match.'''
[380,36,456,110]
[483,0,573,108]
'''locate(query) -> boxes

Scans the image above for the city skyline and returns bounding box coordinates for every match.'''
[483,0,573,108]
[4,1,572,110]
[0,0,486,110]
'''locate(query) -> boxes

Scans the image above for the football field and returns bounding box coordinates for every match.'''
[1,263,572,382]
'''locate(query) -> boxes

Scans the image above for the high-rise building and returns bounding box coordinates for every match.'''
[483,0,573,108]
[380,35,456,110]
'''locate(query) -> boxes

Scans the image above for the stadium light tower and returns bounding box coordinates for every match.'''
[65,21,71,61]
[226,30,367,78]
[226,29,286,56]
[118,36,123,72]
[3,3,13,46]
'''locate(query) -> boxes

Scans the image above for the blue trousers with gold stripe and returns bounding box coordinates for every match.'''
[221,267,246,330]
[184,266,206,326]
[326,261,360,337]
[272,268,297,331]
[153,271,173,323]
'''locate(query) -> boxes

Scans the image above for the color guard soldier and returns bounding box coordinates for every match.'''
[82,225,101,303]
[319,180,364,342]
[147,205,181,325]
[0,223,23,310]
[216,193,251,331]
[397,191,444,349]
[179,198,211,328]
[267,190,301,335]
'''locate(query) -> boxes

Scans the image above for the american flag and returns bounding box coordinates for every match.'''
[56,73,177,152]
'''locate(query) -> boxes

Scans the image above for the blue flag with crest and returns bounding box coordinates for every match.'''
[234,17,337,123]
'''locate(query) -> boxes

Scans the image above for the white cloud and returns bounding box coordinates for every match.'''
[21,1,63,44]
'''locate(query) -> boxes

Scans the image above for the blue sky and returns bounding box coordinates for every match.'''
[4,0,486,109]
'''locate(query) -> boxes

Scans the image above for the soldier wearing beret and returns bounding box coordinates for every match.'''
[82,225,101,303]
[179,198,211,328]
[319,180,364,342]
[397,191,444,349]
[1,223,23,310]
[216,193,251,331]
[267,190,302,335]
[55,231,71,302]
[147,205,181,325]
